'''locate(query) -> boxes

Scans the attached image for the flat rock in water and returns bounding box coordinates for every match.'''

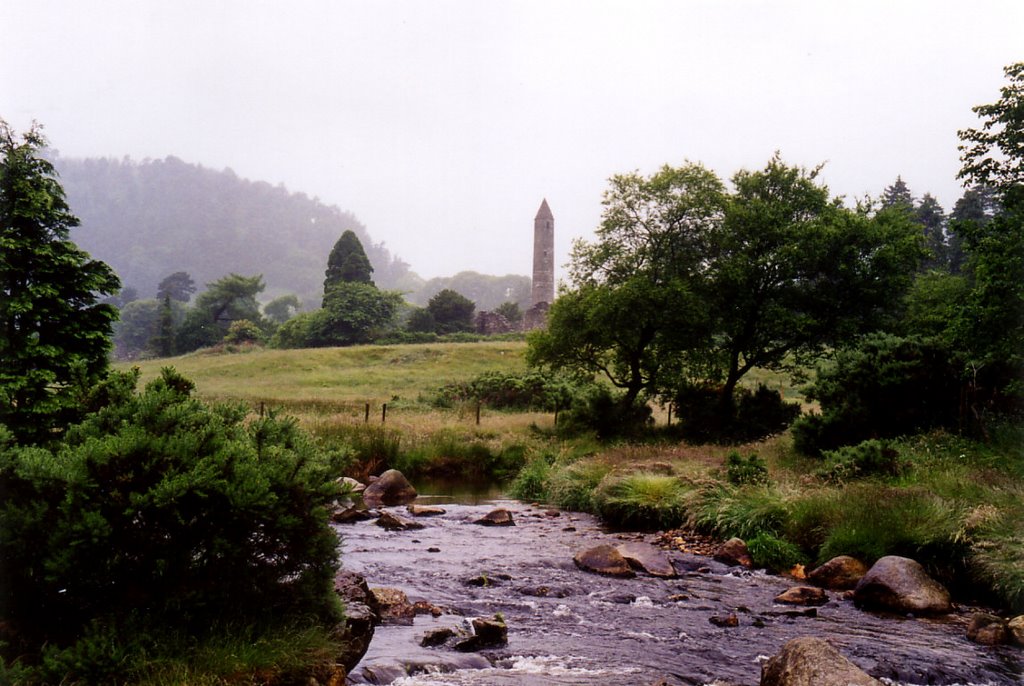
[331,505,373,524]
[774,586,829,606]
[375,510,425,531]
[474,508,515,526]
[407,504,447,516]
[362,469,417,506]
[573,544,636,578]
[807,555,869,591]
[761,636,882,686]
[616,541,677,578]
[853,556,952,615]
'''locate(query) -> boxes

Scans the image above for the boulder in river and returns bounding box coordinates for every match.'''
[774,586,828,606]
[714,537,753,568]
[616,541,677,578]
[453,615,509,652]
[760,636,882,686]
[853,556,952,615]
[967,613,1010,645]
[474,508,515,526]
[332,571,377,671]
[807,555,869,591]
[362,469,418,507]
[375,510,425,531]
[331,504,373,524]
[573,544,636,578]
[1009,615,1024,647]
[370,587,416,625]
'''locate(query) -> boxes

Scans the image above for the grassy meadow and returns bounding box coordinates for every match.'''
[120,341,1023,612]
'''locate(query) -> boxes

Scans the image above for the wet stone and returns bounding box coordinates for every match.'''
[774,586,829,606]
[474,508,515,526]
[375,510,425,531]
[709,613,739,627]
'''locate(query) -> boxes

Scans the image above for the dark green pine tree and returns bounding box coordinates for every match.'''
[880,175,915,211]
[948,185,998,274]
[324,229,374,299]
[915,193,947,271]
[0,122,120,442]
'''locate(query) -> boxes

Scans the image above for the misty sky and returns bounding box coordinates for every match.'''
[2,1,1022,281]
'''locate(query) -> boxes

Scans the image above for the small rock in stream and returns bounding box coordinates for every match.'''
[420,627,456,647]
[474,508,515,526]
[375,510,425,531]
[761,636,882,686]
[709,613,739,627]
[774,586,829,606]
[407,504,447,516]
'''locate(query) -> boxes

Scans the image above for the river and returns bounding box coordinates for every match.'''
[336,496,1021,686]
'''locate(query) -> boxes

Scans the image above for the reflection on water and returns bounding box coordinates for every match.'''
[410,477,507,505]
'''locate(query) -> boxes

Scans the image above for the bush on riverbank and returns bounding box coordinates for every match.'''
[0,369,345,683]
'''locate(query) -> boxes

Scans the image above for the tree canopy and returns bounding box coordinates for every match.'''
[529,155,924,431]
[0,121,119,442]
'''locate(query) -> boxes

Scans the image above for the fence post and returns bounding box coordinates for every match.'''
[382,403,388,424]
[365,402,370,424]
[476,402,481,425]
[667,403,672,426]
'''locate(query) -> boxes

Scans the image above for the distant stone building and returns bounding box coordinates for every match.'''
[524,199,554,330]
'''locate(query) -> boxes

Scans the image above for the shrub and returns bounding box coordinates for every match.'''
[747,533,807,573]
[556,385,653,439]
[223,318,263,344]
[594,472,688,530]
[547,459,614,512]
[792,334,961,455]
[674,383,800,443]
[435,370,580,411]
[509,457,551,501]
[816,439,906,483]
[725,451,769,486]
[0,368,342,660]
[688,483,790,540]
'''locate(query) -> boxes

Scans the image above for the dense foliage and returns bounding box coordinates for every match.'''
[0,122,120,443]
[529,156,922,438]
[324,229,374,292]
[0,368,343,676]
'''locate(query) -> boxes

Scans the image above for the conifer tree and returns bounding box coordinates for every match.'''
[323,229,373,299]
[0,121,119,442]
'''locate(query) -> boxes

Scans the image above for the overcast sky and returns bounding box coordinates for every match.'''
[2,1,1022,281]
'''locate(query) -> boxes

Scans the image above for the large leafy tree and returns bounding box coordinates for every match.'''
[705,156,924,416]
[324,229,373,297]
[954,62,1024,407]
[0,122,119,442]
[529,163,725,407]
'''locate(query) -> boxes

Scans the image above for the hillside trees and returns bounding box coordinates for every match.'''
[0,122,120,442]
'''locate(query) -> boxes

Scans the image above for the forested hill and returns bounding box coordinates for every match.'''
[56,155,424,305]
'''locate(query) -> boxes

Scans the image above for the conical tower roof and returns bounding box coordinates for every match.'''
[535,198,553,221]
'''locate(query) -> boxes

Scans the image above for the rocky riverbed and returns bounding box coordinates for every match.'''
[335,496,1022,685]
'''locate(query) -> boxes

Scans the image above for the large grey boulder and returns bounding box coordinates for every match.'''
[573,544,636,578]
[760,636,881,686]
[853,556,952,615]
[362,469,417,507]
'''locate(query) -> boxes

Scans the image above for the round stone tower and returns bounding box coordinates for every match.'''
[531,199,554,307]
